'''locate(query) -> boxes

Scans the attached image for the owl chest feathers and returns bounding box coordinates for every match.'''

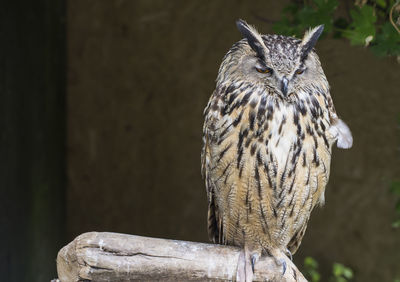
[205,83,334,250]
[208,83,333,168]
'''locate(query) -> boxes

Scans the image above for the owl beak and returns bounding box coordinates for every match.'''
[281,77,289,96]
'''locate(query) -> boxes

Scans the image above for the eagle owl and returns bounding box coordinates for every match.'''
[201,20,352,281]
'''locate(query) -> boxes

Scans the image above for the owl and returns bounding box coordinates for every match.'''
[201,20,352,281]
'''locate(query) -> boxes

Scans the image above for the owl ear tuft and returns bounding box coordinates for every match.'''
[300,25,324,61]
[236,19,268,60]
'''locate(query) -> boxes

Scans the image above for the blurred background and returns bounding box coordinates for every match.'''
[1,0,400,281]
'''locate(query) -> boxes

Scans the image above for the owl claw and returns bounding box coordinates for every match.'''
[236,248,255,282]
[250,253,259,272]
[281,259,287,276]
[251,256,256,273]
[286,248,293,261]
[272,256,287,276]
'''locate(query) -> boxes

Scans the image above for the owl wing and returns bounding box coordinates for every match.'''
[201,93,222,243]
[202,133,220,243]
[202,86,283,246]
[287,218,309,254]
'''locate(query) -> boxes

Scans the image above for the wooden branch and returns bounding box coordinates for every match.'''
[56,232,306,281]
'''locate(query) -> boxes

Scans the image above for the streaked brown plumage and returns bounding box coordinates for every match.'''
[201,20,352,281]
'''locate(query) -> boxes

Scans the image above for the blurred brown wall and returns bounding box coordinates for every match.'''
[67,1,400,281]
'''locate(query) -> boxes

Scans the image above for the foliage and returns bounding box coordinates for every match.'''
[304,256,321,282]
[371,22,400,55]
[273,0,400,58]
[342,5,376,45]
[273,0,338,37]
[303,256,354,282]
[332,263,354,282]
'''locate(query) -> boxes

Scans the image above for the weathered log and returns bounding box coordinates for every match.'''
[56,232,306,281]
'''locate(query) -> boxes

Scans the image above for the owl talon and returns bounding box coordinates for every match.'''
[286,248,293,261]
[281,259,287,276]
[250,253,259,272]
[272,255,287,276]
[236,248,255,282]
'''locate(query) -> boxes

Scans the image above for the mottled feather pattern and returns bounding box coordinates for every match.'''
[201,21,352,273]
[203,78,334,253]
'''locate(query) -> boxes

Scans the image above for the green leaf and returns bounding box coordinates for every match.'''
[391,181,400,195]
[392,219,400,228]
[273,0,339,38]
[343,5,376,46]
[298,0,339,33]
[371,22,400,56]
[310,270,321,282]
[375,0,387,8]
[372,22,400,56]
[342,267,354,279]
[273,16,302,37]
[305,256,319,269]
[273,3,304,37]
[333,263,344,277]
[305,269,321,282]
[332,263,353,281]
[304,256,321,282]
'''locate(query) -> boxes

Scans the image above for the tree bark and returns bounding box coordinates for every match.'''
[57,232,306,281]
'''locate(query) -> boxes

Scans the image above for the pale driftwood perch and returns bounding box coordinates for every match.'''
[56,232,306,281]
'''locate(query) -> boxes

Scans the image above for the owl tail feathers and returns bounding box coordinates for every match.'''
[329,118,353,149]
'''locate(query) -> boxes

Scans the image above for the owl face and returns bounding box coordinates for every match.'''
[218,20,325,101]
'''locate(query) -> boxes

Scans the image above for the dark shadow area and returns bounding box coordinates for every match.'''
[1,1,66,281]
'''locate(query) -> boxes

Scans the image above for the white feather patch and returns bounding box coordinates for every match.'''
[328,119,353,149]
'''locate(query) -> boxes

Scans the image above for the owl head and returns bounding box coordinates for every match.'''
[217,20,326,101]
